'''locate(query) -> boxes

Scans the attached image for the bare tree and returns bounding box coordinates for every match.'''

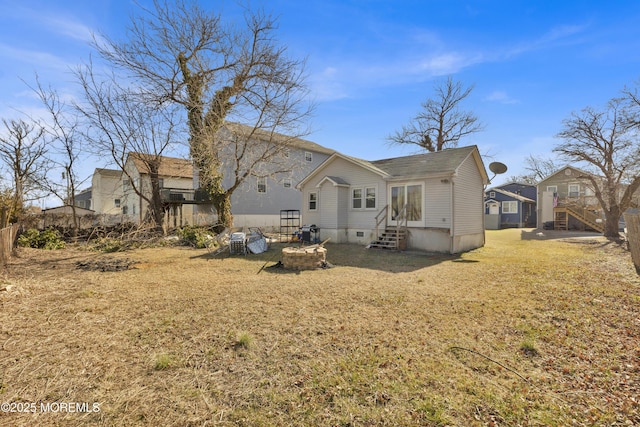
[0,119,48,223]
[510,154,562,184]
[75,63,181,230]
[388,76,483,152]
[555,97,640,238]
[30,77,85,235]
[92,0,313,227]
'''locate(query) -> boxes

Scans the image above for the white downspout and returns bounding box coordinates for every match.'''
[450,178,455,254]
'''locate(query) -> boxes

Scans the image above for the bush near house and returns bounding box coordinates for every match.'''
[16,228,65,250]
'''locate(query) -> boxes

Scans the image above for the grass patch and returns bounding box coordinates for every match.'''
[1,230,638,425]
[153,353,175,370]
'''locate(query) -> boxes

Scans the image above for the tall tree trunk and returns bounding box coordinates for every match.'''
[604,207,621,239]
[212,191,233,228]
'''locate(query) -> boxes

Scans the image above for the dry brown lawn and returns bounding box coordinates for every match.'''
[0,229,639,426]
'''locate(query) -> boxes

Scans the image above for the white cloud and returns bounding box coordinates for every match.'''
[0,43,71,71]
[486,90,519,105]
[44,16,95,44]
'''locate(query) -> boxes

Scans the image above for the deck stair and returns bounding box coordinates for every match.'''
[369,228,407,250]
[554,205,604,233]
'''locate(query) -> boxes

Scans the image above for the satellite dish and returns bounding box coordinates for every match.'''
[489,162,508,175]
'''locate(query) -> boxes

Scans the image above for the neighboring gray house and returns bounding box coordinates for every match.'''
[536,166,603,232]
[194,123,335,228]
[297,145,489,254]
[86,123,335,229]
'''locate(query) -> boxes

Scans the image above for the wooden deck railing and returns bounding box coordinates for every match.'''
[374,204,388,241]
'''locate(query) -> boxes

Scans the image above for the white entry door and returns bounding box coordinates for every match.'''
[489,202,499,215]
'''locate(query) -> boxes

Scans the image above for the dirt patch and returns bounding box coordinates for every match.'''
[75,257,135,272]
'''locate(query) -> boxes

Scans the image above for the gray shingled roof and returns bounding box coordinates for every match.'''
[492,188,535,203]
[370,145,479,179]
[223,122,335,155]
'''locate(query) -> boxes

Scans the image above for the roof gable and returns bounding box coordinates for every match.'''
[299,145,488,188]
[128,153,193,178]
[538,166,594,185]
[488,188,536,203]
[317,175,350,187]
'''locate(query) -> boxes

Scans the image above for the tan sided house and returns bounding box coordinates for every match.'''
[297,145,489,253]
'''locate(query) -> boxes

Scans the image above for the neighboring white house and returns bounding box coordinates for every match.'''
[91,168,124,215]
[297,145,489,254]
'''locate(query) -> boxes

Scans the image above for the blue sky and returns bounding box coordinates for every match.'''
[2,0,640,193]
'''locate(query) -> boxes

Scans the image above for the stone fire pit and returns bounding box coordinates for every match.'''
[281,246,327,270]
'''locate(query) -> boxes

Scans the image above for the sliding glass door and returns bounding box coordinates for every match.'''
[390,184,422,226]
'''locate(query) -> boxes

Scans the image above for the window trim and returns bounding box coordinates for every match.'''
[304,151,313,162]
[351,188,363,209]
[308,191,318,211]
[257,177,267,193]
[502,200,518,214]
[568,183,580,198]
[283,178,292,189]
[114,198,121,208]
[365,186,376,209]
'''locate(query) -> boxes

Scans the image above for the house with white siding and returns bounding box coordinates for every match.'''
[297,145,489,254]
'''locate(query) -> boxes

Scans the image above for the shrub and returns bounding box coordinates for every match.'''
[176,226,211,249]
[17,228,66,250]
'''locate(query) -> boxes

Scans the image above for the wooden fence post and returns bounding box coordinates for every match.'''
[624,213,640,275]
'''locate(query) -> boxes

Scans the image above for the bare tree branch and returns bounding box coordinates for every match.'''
[74,60,182,230]
[388,76,483,152]
[555,96,640,238]
[92,0,313,227]
[0,118,49,221]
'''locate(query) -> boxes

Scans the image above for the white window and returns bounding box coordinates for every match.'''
[158,178,164,188]
[546,185,557,193]
[114,198,121,208]
[308,192,317,211]
[502,201,518,214]
[122,205,128,215]
[257,177,267,193]
[283,178,292,189]
[489,191,495,198]
[123,179,130,191]
[568,184,580,197]
[365,187,376,209]
[304,151,313,162]
[352,188,362,209]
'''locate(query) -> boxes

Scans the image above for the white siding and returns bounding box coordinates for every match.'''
[300,156,386,232]
[91,172,122,215]
[319,182,338,228]
[425,178,451,228]
[453,154,484,235]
